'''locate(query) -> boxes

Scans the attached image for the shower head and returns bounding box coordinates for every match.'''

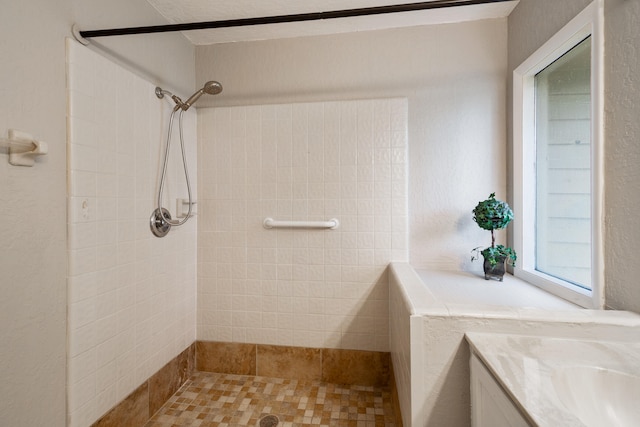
[182,81,223,110]
[203,80,223,95]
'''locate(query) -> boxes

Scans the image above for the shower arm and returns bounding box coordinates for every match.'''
[73,0,514,42]
[155,87,187,111]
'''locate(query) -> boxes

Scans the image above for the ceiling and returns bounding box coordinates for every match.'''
[145,0,519,45]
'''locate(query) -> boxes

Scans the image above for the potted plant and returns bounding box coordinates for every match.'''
[471,193,517,281]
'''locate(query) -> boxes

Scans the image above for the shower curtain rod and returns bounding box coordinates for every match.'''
[75,0,514,41]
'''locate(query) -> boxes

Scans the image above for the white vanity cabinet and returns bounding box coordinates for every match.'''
[470,353,532,427]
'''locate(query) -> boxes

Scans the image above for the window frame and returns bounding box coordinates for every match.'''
[513,1,604,309]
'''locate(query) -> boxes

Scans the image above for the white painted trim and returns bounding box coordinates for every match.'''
[591,0,605,309]
[513,1,604,309]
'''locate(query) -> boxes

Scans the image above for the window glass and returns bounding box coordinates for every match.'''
[534,36,592,289]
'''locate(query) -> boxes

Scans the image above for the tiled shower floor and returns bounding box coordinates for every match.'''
[144,371,397,427]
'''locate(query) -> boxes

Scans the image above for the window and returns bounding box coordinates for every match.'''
[535,36,592,289]
[513,2,604,308]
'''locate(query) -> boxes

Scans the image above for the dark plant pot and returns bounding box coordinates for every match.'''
[483,255,506,281]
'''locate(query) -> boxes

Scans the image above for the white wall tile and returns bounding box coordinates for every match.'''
[197,98,408,351]
[67,42,197,427]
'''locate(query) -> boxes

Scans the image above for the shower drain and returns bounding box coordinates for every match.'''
[258,414,279,427]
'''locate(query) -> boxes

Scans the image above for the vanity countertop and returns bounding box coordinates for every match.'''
[466,332,640,426]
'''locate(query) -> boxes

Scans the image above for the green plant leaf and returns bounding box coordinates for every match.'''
[472,193,514,231]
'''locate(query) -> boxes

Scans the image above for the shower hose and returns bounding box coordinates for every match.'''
[157,107,193,227]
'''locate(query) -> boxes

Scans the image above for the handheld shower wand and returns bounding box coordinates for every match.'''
[155,81,223,111]
[182,81,223,110]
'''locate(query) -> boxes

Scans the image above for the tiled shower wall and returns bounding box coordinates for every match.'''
[197,99,408,352]
[66,40,197,427]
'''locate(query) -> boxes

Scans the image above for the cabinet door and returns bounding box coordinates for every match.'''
[470,354,531,427]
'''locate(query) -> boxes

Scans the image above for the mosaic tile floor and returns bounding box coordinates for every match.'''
[144,371,397,427]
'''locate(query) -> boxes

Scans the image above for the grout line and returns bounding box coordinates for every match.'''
[254,343,259,376]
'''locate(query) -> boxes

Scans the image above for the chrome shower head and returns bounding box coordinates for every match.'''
[182,81,223,110]
[203,81,223,95]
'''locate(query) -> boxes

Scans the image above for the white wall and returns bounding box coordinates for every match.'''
[196,19,509,273]
[602,0,640,313]
[0,1,194,426]
[70,0,196,97]
[388,265,420,425]
[197,99,408,351]
[66,40,197,427]
[0,2,70,425]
